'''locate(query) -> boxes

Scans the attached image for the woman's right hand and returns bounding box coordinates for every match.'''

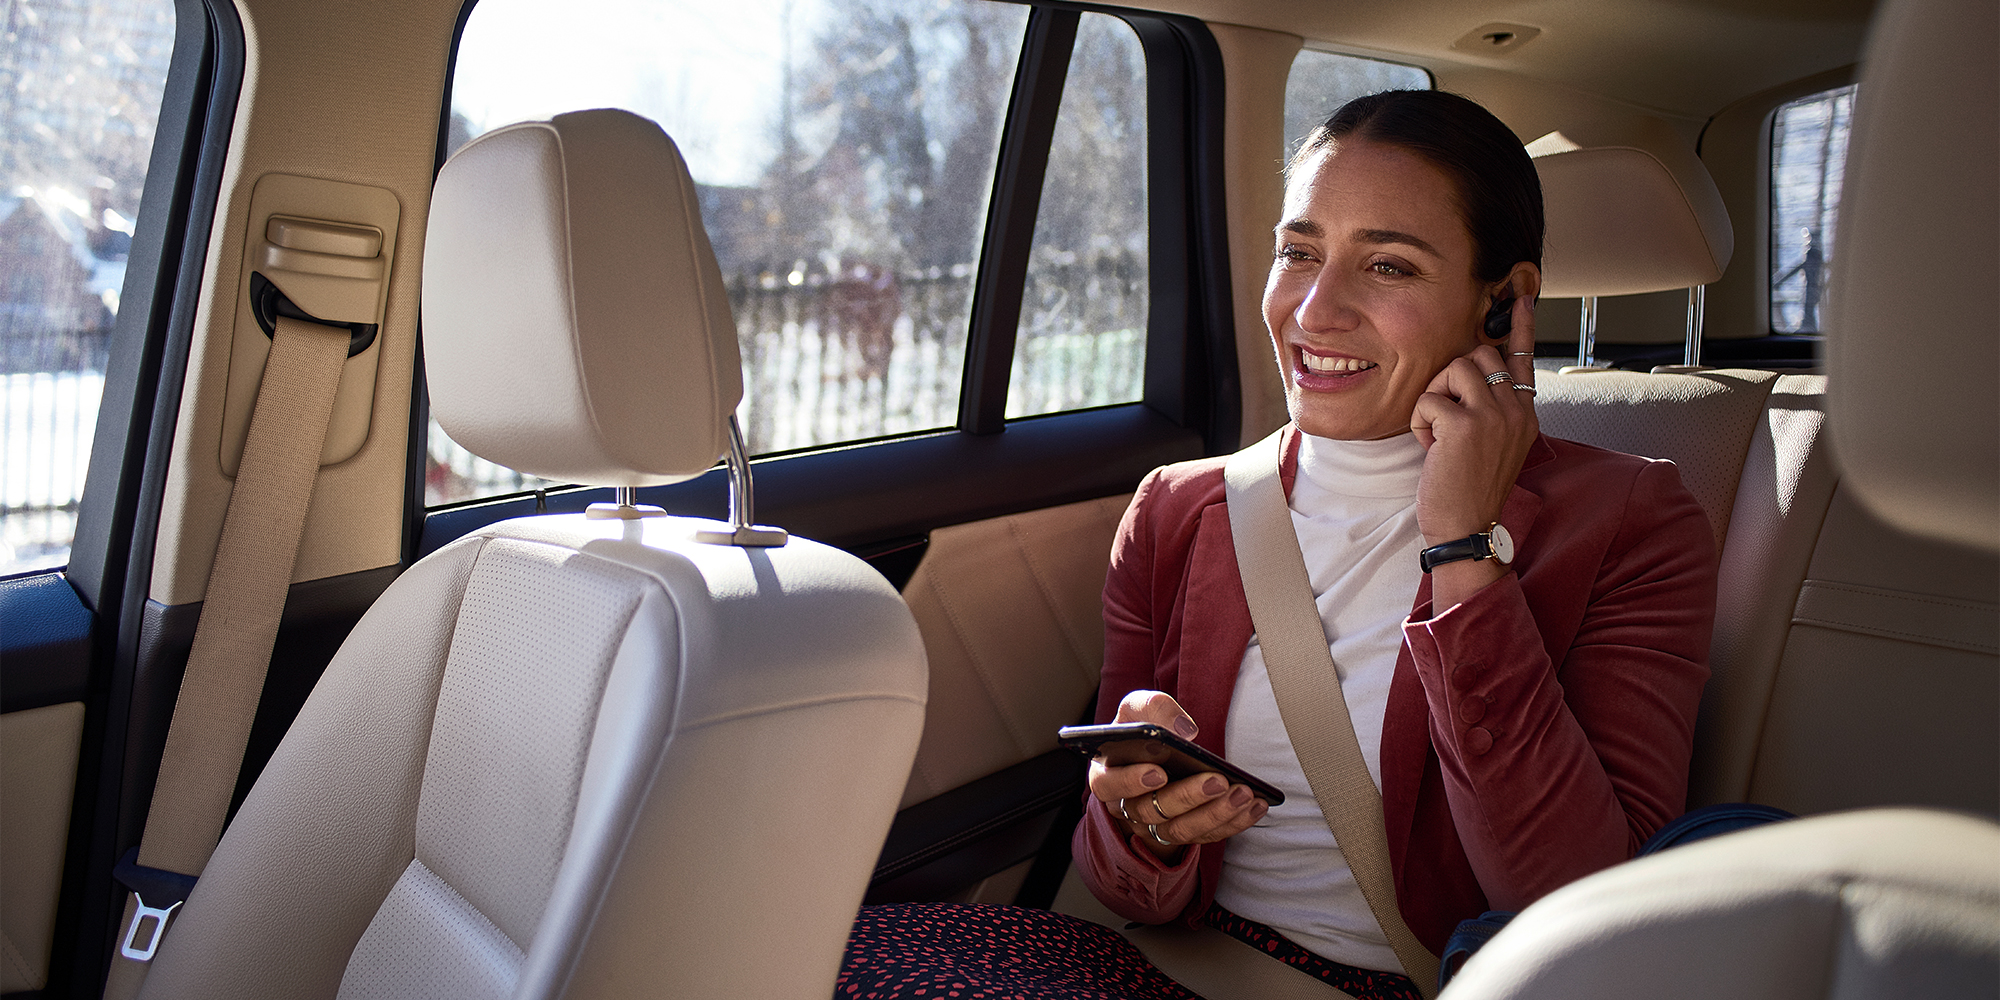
[1086,690,1269,861]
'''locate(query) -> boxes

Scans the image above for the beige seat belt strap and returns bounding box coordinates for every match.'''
[1223,428,1443,998]
[107,313,351,991]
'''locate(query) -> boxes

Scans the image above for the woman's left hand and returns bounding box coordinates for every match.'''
[1410,294,1540,607]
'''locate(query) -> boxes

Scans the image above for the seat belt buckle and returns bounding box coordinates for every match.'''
[112,846,199,962]
[119,894,183,962]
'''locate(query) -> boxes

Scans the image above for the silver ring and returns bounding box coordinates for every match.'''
[1484,371,1513,385]
[1147,823,1174,847]
[1512,384,1538,394]
[1509,352,1535,357]
[1119,798,1139,824]
[1151,791,1172,822]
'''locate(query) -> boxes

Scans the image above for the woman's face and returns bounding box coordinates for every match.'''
[1263,137,1495,441]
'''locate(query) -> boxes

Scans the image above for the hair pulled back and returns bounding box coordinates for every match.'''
[1294,90,1543,286]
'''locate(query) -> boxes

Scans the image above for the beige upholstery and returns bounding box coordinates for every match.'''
[1535,369,1778,552]
[422,109,743,487]
[1439,808,2000,999]
[899,494,1131,808]
[1,702,85,993]
[1824,0,1999,554]
[1528,118,1734,298]
[137,109,929,999]
[1536,372,1999,819]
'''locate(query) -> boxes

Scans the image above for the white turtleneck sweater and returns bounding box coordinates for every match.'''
[1212,430,1426,973]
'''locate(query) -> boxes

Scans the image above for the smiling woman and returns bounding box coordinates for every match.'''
[829,89,1719,1000]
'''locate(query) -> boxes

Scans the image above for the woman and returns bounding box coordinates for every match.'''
[838,89,1714,1000]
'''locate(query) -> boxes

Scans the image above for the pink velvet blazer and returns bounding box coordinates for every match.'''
[1073,427,1716,954]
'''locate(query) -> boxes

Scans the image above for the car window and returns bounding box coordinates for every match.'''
[1004,12,1147,420]
[1769,83,1855,334]
[1283,48,1431,158]
[430,0,1030,507]
[1,0,177,575]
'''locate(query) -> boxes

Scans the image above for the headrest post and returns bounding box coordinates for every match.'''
[726,415,755,531]
[1577,295,1599,367]
[693,415,788,548]
[1684,286,1706,368]
[586,484,666,520]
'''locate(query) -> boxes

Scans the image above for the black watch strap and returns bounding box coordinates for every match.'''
[1419,528,1504,574]
[1420,536,1479,573]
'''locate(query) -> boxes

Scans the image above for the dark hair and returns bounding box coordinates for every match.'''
[1292,90,1543,285]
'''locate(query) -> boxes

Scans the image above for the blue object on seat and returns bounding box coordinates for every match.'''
[1636,802,1797,856]
[1436,804,1796,992]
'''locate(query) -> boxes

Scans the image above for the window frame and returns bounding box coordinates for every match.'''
[413,0,1236,560]
[18,0,248,991]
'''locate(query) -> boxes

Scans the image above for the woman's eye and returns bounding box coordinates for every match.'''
[1369,260,1413,277]
[1275,245,1317,266]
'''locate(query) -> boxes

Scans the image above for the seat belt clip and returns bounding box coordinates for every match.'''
[113,847,198,962]
[119,895,182,962]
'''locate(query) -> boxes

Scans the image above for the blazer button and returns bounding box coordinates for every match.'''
[1464,726,1494,755]
[1459,697,1486,724]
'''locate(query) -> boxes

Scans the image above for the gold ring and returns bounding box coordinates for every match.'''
[1147,823,1174,847]
[1509,352,1535,357]
[1512,384,1538,394]
[1484,371,1513,385]
[1151,791,1172,821]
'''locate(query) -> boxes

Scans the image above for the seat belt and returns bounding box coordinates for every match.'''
[104,311,352,998]
[1222,427,1443,999]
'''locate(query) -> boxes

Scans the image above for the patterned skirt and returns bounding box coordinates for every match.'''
[835,902,1424,1000]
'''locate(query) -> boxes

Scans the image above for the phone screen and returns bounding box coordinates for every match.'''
[1057,722,1286,806]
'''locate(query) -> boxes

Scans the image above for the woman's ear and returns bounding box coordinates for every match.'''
[1506,261,1542,303]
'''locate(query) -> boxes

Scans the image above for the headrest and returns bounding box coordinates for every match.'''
[1529,118,1734,298]
[422,109,743,487]
[1826,0,1998,554]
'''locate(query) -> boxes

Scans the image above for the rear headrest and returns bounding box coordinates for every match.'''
[1529,118,1734,298]
[422,109,743,487]
[1825,0,1999,554]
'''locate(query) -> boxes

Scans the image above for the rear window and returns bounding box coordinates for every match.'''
[1283,49,1431,157]
[434,0,1030,505]
[1769,83,1856,334]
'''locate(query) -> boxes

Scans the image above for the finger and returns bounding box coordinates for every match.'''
[1087,758,1168,804]
[1464,345,1525,410]
[1506,296,1537,387]
[1145,771,1229,823]
[1158,784,1265,845]
[1113,690,1198,739]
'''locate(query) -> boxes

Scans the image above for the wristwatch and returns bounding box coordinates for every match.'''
[1419,522,1514,574]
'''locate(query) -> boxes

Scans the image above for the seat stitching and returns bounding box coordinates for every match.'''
[1006,516,1093,687]
[679,689,929,731]
[927,544,1044,758]
[1,927,39,987]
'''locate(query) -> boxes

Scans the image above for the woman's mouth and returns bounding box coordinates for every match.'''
[1300,351,1377,374]
[1292,347,1378,394]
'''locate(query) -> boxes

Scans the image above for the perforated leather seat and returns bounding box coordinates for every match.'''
[134,109,928,999]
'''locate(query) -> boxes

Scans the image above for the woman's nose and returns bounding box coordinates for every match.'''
[1295,268,1358,334]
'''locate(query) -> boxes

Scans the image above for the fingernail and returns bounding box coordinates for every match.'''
[1142,769,1166,788]
[1171,716,1197,739]
[1252,801,1270,820]
[1229,786,1252,807]
[1203,775,1226,796]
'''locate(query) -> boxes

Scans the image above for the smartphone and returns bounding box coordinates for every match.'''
[1057,722,1286,806]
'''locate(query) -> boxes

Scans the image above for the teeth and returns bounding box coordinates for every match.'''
[1301,352,1375,373]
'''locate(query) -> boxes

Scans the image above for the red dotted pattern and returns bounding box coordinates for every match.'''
[835,903,1421,1000]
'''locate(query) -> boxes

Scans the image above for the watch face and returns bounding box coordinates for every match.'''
[1490,523,1515,564]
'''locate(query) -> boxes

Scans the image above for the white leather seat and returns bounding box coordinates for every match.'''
[1440,809,2000,999]
[135,109,928,999]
